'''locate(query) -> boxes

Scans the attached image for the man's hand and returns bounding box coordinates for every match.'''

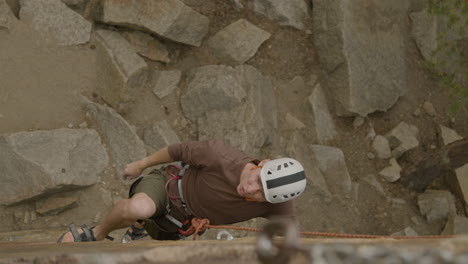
[123,160,144,181]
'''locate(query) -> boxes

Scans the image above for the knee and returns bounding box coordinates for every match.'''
[124,193,157,220]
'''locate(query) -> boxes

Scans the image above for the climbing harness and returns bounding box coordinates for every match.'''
[164,163,207,239]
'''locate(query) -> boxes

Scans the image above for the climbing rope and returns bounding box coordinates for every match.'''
[188,217,457,240]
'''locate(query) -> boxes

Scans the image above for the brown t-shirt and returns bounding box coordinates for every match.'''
[167,140,294,225]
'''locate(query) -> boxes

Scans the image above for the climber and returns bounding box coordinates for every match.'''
[57,140,306,242]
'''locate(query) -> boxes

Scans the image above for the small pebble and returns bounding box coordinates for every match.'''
[430,144,437,150]
[68,123,73,128]
[79,121,88,129]
[413,108,421,117]
[367,126,376,140]
[353,116,365,127]
[367,152,376,160]
[423,101,437,116]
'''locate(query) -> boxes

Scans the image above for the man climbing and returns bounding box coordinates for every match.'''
[58,140,306,242]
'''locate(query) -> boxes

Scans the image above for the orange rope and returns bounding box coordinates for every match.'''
[188,218,456,240]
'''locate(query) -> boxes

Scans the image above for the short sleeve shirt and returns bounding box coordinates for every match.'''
[167,140,294,225]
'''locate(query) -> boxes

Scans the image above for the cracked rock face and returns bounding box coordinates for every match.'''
[19,0,92,46]
[249,0,309,31]
[0,128,108,205]
[313,0,408,116]
[84,99,147,177]
[101,0,209,47]
[206,19,271,65]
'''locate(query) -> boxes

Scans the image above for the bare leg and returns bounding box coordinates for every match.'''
[59,193,156,242]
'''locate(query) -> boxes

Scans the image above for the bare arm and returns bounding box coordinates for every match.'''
[123,147,174,180]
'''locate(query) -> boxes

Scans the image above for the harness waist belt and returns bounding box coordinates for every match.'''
[164,163,192,231]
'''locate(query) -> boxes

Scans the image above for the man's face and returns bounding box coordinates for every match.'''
[237,160,269,202]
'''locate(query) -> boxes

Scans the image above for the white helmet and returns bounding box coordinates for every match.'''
[260,158,306,204]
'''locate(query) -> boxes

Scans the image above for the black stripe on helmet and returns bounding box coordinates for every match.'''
[266,171,305,189]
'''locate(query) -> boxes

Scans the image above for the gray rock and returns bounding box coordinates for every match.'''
[285,113,305,130]
[249,0,309,30]
[23,211,30,224]
[372,135,392,159]
[391,227,418,237]
[84,99,146,177]
[0,0,17,29]
[442,215,468,235]
[143,120,180,151]
[0,128,108,205]
[418,189,456,224]
[206,19,270,65]
[385,122,419,158]
[309,83,337,144]
[181,65,247,122]
[230,0,243,11]
[310,145,353,197]
[379,158,401,182]
[353,116,365,127]
[35,195,79,216]
[423,101,437,117]
[151,70,181,99]
[102,0,209,47]
[95,29,148,110]
[285,132,332,200]
[439,125,463,146]
[390,198,407,208]
[367,125,376,140]
[366,152,376,160]
[313,0,408,116]
[410,10,466,75]
[19,0,92,45]
[410,11,438,61]
[455,164,468,214]
[79,121,88,129]
[121,31,171,63]
[361,174,385,196]
[197,65,277,156]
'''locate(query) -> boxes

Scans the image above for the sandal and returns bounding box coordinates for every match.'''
[57,224,114,243]
[121,224,148,243]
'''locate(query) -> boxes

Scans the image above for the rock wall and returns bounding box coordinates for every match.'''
[0,0,467,241]
[313,0,408,116]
